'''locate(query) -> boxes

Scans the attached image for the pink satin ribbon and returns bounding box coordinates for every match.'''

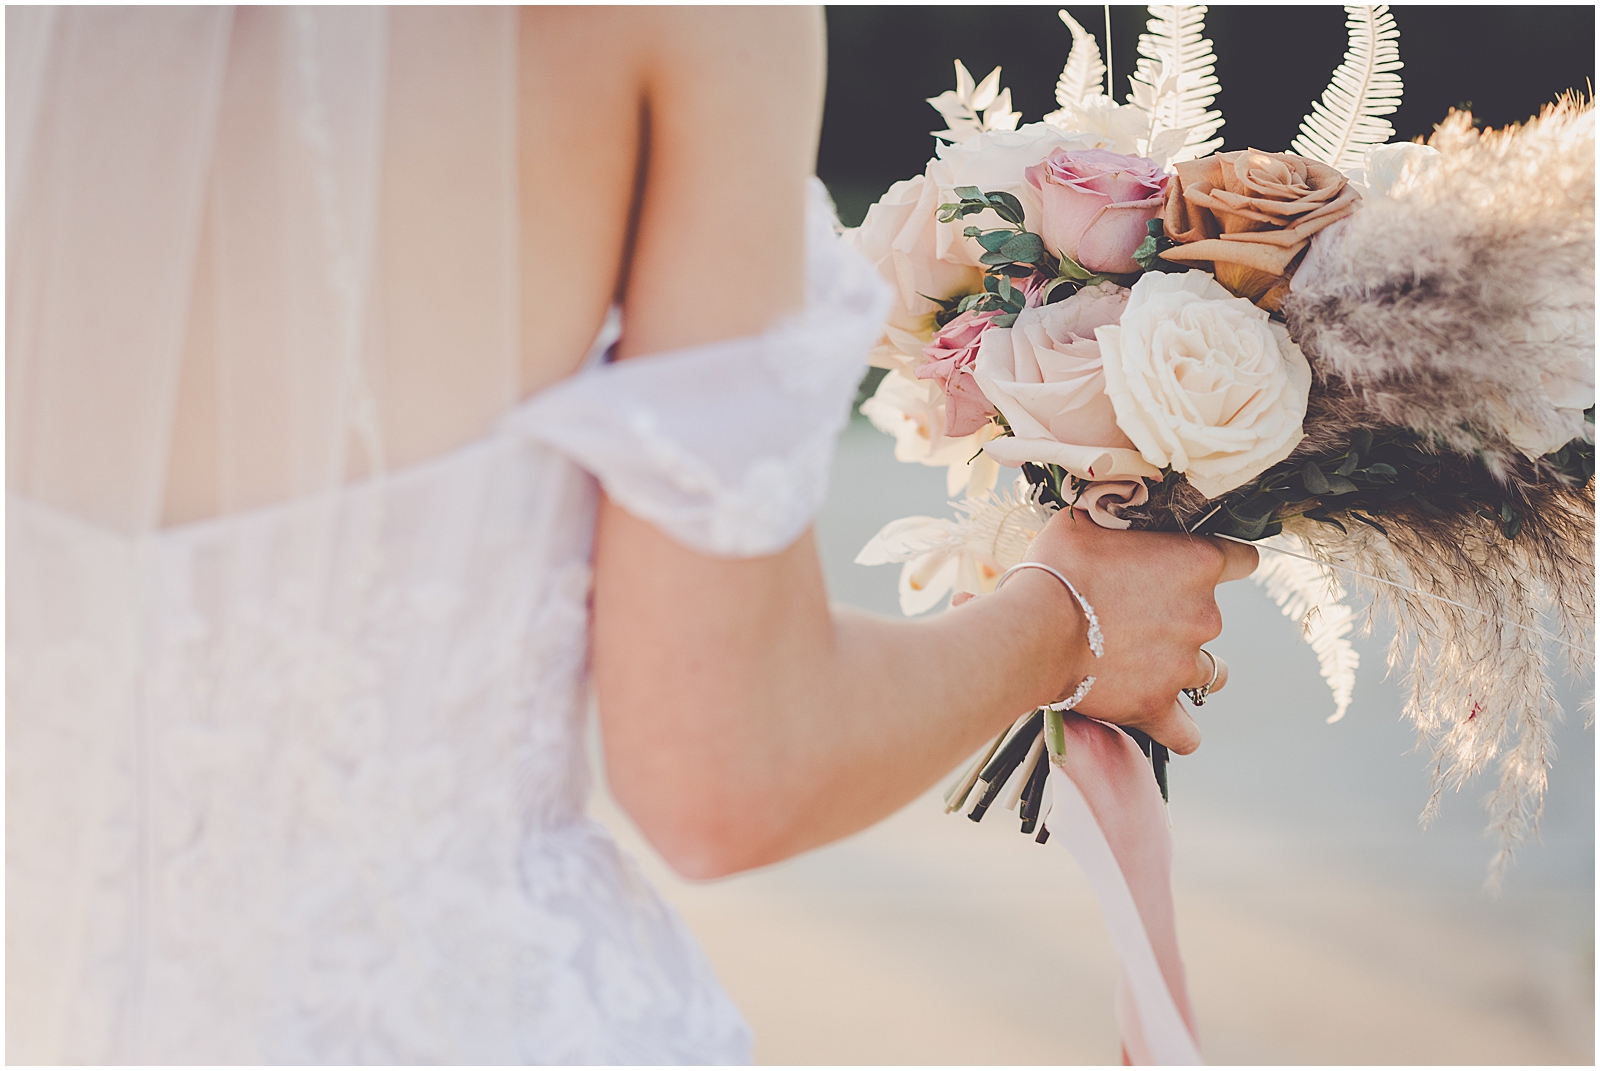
[1045,713,1201,1065]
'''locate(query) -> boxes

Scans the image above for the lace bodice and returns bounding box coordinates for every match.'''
[6,180,890,1062]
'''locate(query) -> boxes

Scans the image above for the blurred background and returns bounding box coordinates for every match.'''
[817,5,1596,226]
[590,6,1595,1064]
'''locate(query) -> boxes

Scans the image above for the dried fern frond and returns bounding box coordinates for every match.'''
[1290,5,1404,172]
[1126,5,1223,163]
[1047,10,1106,116]
[1251,535,1361,724]
[928,60,1021,144]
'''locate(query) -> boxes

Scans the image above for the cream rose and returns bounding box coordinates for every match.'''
[975,281,1161,483]
[926,123,1099,268]
[1095,271,1312,498]
[847,173,984,338]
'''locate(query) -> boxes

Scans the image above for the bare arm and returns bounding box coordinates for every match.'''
[592,8,1254,879]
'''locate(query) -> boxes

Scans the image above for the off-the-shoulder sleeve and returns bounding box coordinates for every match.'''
[507,179,892,558]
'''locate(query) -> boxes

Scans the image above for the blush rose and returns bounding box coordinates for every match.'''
[974,281,1161,483]
[1026,148,1168,274]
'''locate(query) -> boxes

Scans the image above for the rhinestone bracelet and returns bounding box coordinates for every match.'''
[994,560,1102,712]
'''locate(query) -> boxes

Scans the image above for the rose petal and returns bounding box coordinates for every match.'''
[1075,480,1151,530]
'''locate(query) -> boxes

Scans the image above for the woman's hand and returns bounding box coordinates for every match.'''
[1022,508,1258,755]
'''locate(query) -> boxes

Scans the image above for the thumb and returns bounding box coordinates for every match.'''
[1146,698,1202,756]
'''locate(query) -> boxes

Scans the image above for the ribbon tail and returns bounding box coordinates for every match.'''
[1046,754,1201,1065]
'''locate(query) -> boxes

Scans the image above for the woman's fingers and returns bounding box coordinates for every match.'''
[1189,650,1228,694]
[1211,536,1259,583]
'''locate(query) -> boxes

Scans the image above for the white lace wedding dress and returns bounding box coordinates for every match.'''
[7,8,888,1062]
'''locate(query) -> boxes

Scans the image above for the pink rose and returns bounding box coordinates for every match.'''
[1026,149,1168,274]
[972,281,1161,483]
[915,308,1002,437]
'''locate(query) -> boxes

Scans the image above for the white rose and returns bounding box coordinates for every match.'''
[846,173,983,338]
[1095,271,1312,498]
[974,281,1160,482]
[860,368,1002,496]
[926,123,1100,269]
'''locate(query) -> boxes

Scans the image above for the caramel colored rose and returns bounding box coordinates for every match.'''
[1159,150,1359,310]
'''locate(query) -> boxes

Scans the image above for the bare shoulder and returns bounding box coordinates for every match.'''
[631,8,826,356]
[517,7,825,380]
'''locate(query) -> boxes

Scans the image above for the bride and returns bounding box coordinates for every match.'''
[7,7,1253,1061]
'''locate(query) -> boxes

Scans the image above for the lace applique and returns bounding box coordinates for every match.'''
[7,446,751,1062]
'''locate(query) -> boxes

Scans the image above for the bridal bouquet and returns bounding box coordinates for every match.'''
[851,6,1594,874]
[849,9,1590,1060]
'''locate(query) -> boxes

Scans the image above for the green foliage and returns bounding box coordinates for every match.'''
[1132,218,1184,272]
[1197,425,1596,543]
[937,188,1026,228]
[936,187,1152,321]
[1018,419,1595,546]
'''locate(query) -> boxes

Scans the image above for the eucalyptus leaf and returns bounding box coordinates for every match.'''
[1351,428,1374,456]
[992,312,1018,328]
[986,190,1026,224]
[999,232,1045,262]
[1335,453,1359,476]
[976,230,1012,253]
[954,186,983,200]
[1323,475,1358,495]
[979,251,1013,266]
[1301,461,1331,495]
[1226,511,1272,540]
[1132,235,1161,269]
[1057,255,1095,282]
[963,226,985,238]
